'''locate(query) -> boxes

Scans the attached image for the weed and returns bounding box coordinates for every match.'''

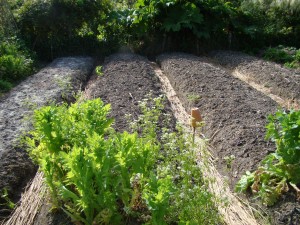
[187,93,201,105]
[95,66,103,76]
[224,154,235,169]
[0,188,15,209]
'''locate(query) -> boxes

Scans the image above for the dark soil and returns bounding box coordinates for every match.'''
[85,53,176,132]
[33,53,176,225]
[210,51,300,106]
[157,52,299,224]
[0,57,94,220]
[2,51,300,225]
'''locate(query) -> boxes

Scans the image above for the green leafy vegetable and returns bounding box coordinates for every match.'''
[236,109,300,206]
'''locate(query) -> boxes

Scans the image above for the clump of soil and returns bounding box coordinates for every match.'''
[210,51,300,107]
[0,57,94,220]
[157,52,299,224]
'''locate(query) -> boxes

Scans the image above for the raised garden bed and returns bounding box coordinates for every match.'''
[157,52,299,224]
[85,53,176,132]
[210,51,300,107]
[0,57,94,220]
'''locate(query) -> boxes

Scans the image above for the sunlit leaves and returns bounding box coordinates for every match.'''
[236,109,300,206]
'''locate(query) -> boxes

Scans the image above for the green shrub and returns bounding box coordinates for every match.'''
[236,109,300,206]
[16,0,113,60]
[295,50,300,61]
[0,39,34,82]
[263,47,294,64]
[26,97,221,225]
[0,79,13,92]
[263,46,300,69]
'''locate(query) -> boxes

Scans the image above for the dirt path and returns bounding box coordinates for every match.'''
[210,51,300,109]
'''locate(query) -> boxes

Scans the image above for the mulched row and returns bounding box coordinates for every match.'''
[210,51,300,106]
[0,57,94,219]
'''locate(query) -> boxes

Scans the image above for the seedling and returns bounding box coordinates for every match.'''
[224,154,235,169]
[187,93,201,105]
[0,188,15,209]
[95,66,103,76]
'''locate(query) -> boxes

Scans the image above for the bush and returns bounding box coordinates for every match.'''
[263,46,300,69]
[16,0,113,60]
[0,39,34,82]
[263,47,294,64]
[26,97,221,225]
[0,79,13,93]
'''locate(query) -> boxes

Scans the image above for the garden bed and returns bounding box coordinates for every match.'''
[29,53,179,225]
[84,53,176,132]
[0,57,94,220]
[157,53,299,224]
[2,52,300,225]
[210,51,300,108]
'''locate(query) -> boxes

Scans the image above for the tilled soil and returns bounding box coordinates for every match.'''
[157,53,299,224]
[84,53,176,132]
[2,52,300,225]
[0,57,94,219]
[210,51,300,107]
[33,53,176,225]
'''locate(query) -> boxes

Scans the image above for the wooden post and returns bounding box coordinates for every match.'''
[191,108,202,143]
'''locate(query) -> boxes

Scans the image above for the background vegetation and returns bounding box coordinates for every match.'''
[1,0,300,93]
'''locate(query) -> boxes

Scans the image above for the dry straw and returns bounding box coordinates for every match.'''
[153,63,260,225]
[1,172,46,225]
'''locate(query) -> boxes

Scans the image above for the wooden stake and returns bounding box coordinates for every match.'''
[191,108,202,144]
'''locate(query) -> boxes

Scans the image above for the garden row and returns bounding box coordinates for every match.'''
[0,57,94,219]
[157,53,299,224]
[211,51,300,108]
[1,51,299,224]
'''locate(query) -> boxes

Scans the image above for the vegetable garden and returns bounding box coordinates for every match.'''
[1,0,300,225]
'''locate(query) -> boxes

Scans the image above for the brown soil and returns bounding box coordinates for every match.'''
[210,51,300,108]
[0,57,94,220]
[84,53,175,132]
[2,51,300,225]
[157,52,300,224]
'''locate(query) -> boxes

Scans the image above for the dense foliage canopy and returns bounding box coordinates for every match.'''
[1,0,300,90]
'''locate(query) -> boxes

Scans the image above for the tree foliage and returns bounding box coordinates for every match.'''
[15,0,113,60]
